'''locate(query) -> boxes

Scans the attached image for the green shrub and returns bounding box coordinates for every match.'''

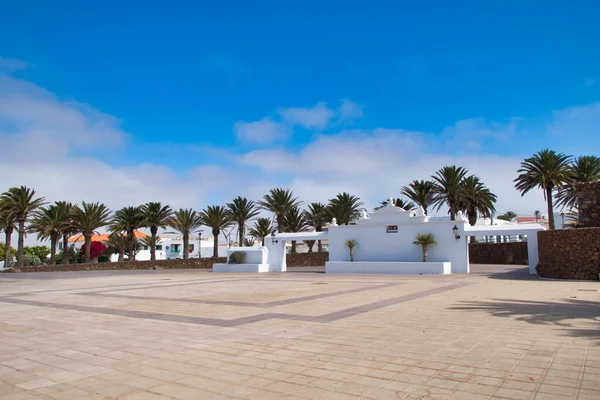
[0,243,16,262]
[23,254,42,266]
[228,251,245,264]
[24,246,50,261]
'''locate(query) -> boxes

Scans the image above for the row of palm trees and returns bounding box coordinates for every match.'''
[514,150,600,230]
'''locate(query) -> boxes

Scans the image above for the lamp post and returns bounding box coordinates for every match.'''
[197,230,203,258]
[560,212,565,229]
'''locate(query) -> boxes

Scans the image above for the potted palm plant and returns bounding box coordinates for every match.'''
[345,239,358,262]
[413,233,436,262]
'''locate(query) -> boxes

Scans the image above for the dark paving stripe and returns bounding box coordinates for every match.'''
[0,282,470,326]
[78,283,401,308]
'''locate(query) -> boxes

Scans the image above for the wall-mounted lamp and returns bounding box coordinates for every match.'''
[271,232,278,244]
[452,225,461,241]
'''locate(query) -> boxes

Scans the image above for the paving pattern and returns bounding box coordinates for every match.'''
[0,265,599,399]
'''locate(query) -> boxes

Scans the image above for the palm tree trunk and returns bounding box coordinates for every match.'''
[277,215,284,233]
[261,238,265,246]
[238,223,244,247]
[84,234,92,263]
[118,250,125,262]
[317,240,322,252]
[291,240,297,254]
[349,248,354,262]
[212,229,219,258]
[16,219,25,267]
[150,226,157,261]
[422,244,428,262]
[49,233,57,265]
[128,229,135,261]
[4,229,12,268]
[62,233,70,264]
[183,234,189,259]
[546,187,556,230]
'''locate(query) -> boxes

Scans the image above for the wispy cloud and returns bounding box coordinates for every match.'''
[278,102,335,129]
[585,78,596,87]
[233,118,290,145]
[338,99,364,121]
[0,56,29,72]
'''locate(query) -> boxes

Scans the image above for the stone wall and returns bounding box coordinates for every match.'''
[537,228,600,280]
[5,252,331,273]
[468,242,528,265]
[577,181,600,227]
[287,252,329,267]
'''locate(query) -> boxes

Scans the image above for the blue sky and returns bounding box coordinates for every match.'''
[1,1,599,214]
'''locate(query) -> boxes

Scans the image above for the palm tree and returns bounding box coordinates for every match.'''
[497,211,518,222]
[111,206,145,261]
[535,210,542,222]
[141,202,172,261]
[514,149,572,230]
[556,155,600,210]
[248,218,276,246]
[0,186,46,267]
[71,202,112,263]
[242,237,256,247]
[375,198,416,211]
[303,202,329,252]
[258,188,302,232]
[401,180,436,216]
[168,209,202,260]
[0,200,17,268]
[29,204,64,264]
[413,233,437,262]
[459,176,497,226]
[226,197,259,248]
[305,240,316,253]
[199,205,232,258]
[345,239,358,262]
[55,201,76,265]
[105,232,128,262]
[283,206,309,253]
[432,166,469,220]
[328,192,364,225]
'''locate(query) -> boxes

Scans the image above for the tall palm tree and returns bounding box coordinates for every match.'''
[111,206,145,261]
[168,209,202,259]
[55,201,76,265]
[258,188,302,232]
[514,149,572,230]
[283,206,309,253]
[105,232,128,262]
[303,202,329,252]
[141,202,172,261]
[375,198,416,211]
[401,180,436,216]
[248,217,276,246]
[29,204,64,264]
[226,196,259,248]
[71,202,112,263]
[0,186,46,267]
[0,200,17,268]
[459,176,497,226]
[556,155,600,210]
[199,205,232,258]
[328,192,364,225]
[432,165,469,220]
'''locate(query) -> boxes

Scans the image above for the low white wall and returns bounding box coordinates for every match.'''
[326,261,451,274]
[226,247,267,264]
[213,263,270,273]
[328,221,469,273]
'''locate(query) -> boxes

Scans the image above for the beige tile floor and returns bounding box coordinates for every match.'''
[0,265,598,399]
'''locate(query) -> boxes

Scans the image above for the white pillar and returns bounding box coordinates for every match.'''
[526,233,539,274]
[265,239,287,272]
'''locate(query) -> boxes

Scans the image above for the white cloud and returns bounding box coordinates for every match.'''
[338,99,364,121]
[278,102,335,129]
[233,118,290,145]
[0,56,28,72]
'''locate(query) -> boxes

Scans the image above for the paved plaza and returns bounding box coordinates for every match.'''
[0,266,599,400]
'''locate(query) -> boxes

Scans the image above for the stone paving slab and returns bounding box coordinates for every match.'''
[0,265,599,399]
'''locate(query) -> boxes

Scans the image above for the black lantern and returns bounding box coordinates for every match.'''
[452,225,461,241]
[271,232,278,244]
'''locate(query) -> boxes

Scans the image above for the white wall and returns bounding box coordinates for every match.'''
[327,221,469,273]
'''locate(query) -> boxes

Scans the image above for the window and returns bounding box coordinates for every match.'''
[143,246,149,251]
[172,244,180,253]
[188,244,194,251]
[156,245,163,250]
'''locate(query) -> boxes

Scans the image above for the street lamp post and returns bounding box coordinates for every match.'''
[560,212,565,229]
[197,230,203,258]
